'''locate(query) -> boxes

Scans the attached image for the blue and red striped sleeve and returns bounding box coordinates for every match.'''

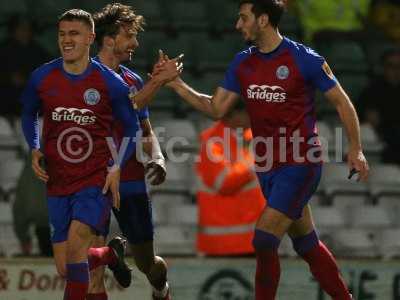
[20,68,47,150]
[290,44,337,93]
[222,47,253,94]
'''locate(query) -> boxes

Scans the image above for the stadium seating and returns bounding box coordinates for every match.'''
[0,222,20,256]
[205,0,239,33]
[334,229,378,258]
[34,27,58,56]
[0,201,19,256]
[359,124,384,162]
[194,71,226,93]
[196,33,245,71]
[331,194,370,209]
[365,40,397,74]
[0,117,17,137]
[152,193,191,224]
[331,195,369,223]
[377,195,400,212]
[320,163,369,197]
[0,201,12,223]
[134,0,166,29]
[337,73,369,102]
[317,40,368,73]
[316,121,334,145]
[154,225,196,255]
[70,0,110,14]
[161,118,198,151]
[27,0,71,20]
[0,0,27,17]
[368,164,400,198]
[151,160,193,193]
[167,203,198,226]
[166,0,208,30]
[316,121,334,161]
[312,206,347,230]
[278,235,297,258]
[279,11,303,40]
[0,159,24,199]
[379,229,400,259]
[0,118,20,161]
[351,205,393,229]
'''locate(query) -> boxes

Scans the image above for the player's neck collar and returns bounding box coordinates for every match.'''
[255,36,287,58]
[61,58,94,81]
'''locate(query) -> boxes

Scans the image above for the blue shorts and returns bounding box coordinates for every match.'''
[111,180,154,245]
[256,164,322,220]
[47,186,112,243]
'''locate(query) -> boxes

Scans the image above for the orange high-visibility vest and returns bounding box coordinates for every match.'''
[196,121,266,256]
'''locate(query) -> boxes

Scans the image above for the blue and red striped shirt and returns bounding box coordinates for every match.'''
[20,58,140,196]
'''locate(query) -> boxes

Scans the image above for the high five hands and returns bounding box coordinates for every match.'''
[150,49,184,85]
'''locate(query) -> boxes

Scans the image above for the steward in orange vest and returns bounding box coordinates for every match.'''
[196,102,265,256]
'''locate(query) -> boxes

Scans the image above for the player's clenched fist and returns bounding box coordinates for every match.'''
[347,148,369,181]
[103,165,121,210]
[31,149,49,183]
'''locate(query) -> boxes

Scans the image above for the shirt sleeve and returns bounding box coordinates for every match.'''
[20,74,41,150]
[105,72,140,167]
[302,47,337,92]
[130,72,149,120]
[221,56,241,94]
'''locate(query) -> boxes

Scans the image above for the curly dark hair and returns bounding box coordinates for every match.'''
[93,3,145,48]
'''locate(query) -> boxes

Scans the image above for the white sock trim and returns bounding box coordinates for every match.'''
[152,282,169,298]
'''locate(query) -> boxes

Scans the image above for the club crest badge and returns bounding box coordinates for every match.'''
[276,65,289,80]
[84,88,101,105]
[322,62,335,80]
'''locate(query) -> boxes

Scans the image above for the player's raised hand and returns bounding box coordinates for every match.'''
[148,49,168,78]
[145,158,166,185]
[149,50,184,83]
[103,165,121,210]
[347,148,369,181]
[31,149,49,182]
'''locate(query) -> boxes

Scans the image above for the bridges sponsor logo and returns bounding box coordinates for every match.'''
[247,84,286,103]
[52,107,96,125]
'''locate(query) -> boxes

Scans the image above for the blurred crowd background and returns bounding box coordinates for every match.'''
[0,0,400,260]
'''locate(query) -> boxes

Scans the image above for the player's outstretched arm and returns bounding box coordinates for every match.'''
[167,77,239,119]
[325,84,369,181]
[129,51,183,110]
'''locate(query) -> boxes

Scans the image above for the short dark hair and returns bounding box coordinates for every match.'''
[58,9,94,32]
[239,0,285,28]
[93,3,145,48]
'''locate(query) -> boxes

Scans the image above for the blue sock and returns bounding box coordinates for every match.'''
[291,230,319,256]
[66,262,89,282]
[64,262,89,300]
[252,229,281,251]
[252,229,281,299]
